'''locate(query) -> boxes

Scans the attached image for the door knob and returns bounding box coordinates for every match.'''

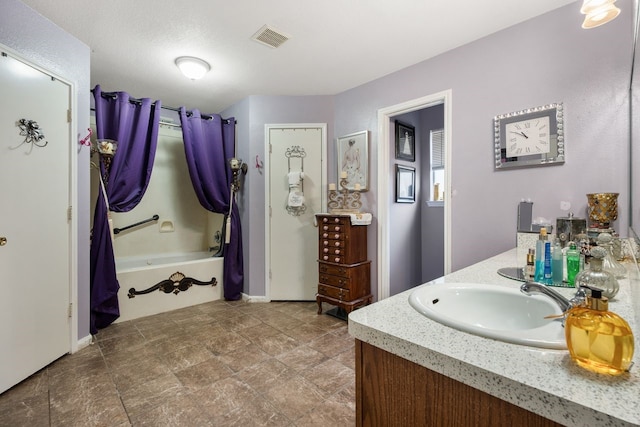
[0,237,6,246]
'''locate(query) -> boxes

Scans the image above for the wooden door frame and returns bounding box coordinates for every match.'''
[1,45,77,353]
[376,90,452,300]
[264,123,327,301]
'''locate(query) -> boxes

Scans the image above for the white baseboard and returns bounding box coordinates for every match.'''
[74,334,93,353]
[241,293,270,303]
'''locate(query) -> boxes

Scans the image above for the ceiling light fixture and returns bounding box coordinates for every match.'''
[580,0,621,29]
[175,56,211,80]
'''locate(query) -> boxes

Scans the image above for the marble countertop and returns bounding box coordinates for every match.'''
[349,249,640,427]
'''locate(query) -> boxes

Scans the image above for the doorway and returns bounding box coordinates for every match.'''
[376,90,452,300]
[265,124,327,300]
[0,48,73,392]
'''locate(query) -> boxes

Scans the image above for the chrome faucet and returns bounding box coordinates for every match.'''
[520,282,587,313]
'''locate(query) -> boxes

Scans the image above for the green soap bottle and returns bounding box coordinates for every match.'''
[566,242,580,287]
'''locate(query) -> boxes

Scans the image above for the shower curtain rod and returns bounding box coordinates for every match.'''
[96,91,236,124]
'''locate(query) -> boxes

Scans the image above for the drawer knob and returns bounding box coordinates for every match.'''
[323,256,329,261]
[334,226,341,232]
[334,218,340,223]
[323,218,328,223]
[334,249,340,255]
[323,233,329,238]
[333,233,340,239]
[323,226,329,231]
[334,242,341,247]
[334,257,340,262]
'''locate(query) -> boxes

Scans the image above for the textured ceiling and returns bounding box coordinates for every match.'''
[22,0,577,113]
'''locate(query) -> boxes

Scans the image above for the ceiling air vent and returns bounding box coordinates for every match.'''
[251,25,290,48]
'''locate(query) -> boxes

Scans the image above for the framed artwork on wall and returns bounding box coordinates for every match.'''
[395,120,415,162]
[337,130,368,191]
[396,164,415,203]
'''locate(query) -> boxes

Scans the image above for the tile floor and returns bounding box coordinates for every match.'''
[0,300,355,426]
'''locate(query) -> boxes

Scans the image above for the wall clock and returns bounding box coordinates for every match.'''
[494,103,564,170]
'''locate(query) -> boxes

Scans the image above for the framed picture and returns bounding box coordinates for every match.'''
[396,164,416,203]
[395,120,415,162]
[337,130,368,191]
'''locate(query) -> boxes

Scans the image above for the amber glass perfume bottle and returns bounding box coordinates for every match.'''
[565,287,634,375]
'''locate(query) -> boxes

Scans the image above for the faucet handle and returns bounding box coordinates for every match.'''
[568,285,588,309]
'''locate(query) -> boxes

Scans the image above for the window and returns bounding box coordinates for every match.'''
[430,129,445,201]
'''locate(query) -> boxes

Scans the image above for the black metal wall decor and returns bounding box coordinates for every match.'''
[15,118,48,149]
[128,271,217,298]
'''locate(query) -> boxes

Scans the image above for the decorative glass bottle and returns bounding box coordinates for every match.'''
[574,246,619,299]
[565,287,634,375]
[596,232,626,279]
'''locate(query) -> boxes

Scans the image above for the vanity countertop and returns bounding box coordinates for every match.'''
[349,248,640,427]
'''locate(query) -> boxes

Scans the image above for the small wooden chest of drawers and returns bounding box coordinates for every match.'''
[316,214,372,315]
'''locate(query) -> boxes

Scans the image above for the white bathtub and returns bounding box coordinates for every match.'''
[115,252,223,323]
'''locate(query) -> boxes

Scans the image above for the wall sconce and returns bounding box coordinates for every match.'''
[229,157,248,192]
[580,0,621,29]
[175,56,211,80]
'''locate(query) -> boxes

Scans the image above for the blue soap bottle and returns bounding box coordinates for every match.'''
[534,227,547,282]
[543,239,552,285]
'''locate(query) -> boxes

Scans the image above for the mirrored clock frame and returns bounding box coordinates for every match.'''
[494,103,564,170]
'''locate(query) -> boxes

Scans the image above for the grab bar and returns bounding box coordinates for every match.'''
[113,215,159,235]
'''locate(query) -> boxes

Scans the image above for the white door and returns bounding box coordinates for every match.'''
[0,50,71,393]
[267,125,326,300]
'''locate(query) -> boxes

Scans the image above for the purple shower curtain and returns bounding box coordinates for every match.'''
[90,85,161,334]
[179,108,243,300]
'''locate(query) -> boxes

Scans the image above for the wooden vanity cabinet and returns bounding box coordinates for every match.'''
[355,340,562,427]
[316,214,372,314]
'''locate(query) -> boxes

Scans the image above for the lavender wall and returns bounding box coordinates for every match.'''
[389,111,422,295]
[334,1,633,283]
[1,0,91,341]
[223,95,335,297]
[420,105,445,284]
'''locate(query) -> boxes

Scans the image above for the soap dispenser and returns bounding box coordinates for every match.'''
[565,286,634,375]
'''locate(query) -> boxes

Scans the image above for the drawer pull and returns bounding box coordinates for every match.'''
[323,218,328,223]
[334,242,341,247]
[333,218,340,223]
[323,241,329,246]
[334,226,341,232]
[333,233,340,239]
[323,255,329,261]
[323,225,329,231]
[334,257,340,263]
[323,248,329,253]
[334,249,341,255]
[323,233,329,238]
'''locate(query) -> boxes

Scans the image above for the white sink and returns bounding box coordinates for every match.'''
[408,283,567,349]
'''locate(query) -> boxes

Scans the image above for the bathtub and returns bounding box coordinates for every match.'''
[114,251,223,323]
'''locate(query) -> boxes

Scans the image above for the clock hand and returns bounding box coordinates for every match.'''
[510,131,529,139]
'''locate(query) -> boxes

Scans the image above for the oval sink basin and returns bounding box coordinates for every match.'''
[408,283,566,349]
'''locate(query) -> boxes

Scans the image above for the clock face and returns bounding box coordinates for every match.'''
[505,116,551,158]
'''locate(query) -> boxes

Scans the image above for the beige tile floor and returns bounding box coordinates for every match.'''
[0,300,355,426]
